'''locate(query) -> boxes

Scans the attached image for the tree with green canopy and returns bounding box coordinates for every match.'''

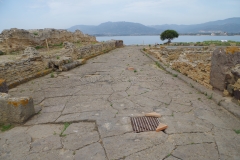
[160,30,179,43]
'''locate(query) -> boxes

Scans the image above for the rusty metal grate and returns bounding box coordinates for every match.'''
[130,116,160,133]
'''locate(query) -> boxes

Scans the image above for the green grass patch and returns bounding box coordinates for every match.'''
[51,42,63,48]
[35,46,44,50]
[0,124,13,132]
[234,129,240,134]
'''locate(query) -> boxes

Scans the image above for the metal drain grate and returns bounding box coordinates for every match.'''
[130,116,160,133]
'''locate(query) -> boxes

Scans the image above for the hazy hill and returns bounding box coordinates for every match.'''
[150,17,240,33]
[68,17,240,35]
[68,21,160,35]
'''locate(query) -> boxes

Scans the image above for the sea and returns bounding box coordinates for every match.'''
[96,35,240,45]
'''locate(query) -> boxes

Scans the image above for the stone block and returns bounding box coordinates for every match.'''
[115,40,123,48]
[233,90,240,100]
[227,84,234,95]
[22,47,39,59]
[60,59,86,71]
[231,64,240,78]
[0,79,8,93]
[0,93,35,123]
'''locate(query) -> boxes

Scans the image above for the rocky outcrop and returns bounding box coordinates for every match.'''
[0,28,96,54]
[210,48,240,91]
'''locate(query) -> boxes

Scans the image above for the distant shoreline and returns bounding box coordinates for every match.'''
[96,35,240,45]
[95,34,240,37]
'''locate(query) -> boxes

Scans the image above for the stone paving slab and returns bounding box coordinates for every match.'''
[1,46,240,160]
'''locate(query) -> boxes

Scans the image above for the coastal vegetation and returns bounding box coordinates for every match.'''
[171,40,240,46]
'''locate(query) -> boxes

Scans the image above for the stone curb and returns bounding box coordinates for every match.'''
[8,69,53,89]
[84,48,116,60]
[140,49,240,120]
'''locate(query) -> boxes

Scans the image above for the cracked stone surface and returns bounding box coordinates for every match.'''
[2,46,240,159]
[172,143,219,160]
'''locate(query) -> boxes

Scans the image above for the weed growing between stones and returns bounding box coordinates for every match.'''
[190,83,194,88]
[173,74,178,77]
[0,124,13,132]
[134,70,137,73]
[50,72,54,78]
[155,61,164,70]
[57,56,60,59]
[60,122,71,137]
[207,93,213,99]
[234,129,240,134]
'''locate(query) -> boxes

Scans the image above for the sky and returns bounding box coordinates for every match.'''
[0,0,240,32]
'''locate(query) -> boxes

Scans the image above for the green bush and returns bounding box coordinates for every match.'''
[0,51,4,55]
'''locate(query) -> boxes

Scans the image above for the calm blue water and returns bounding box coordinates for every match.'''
[96,35,240,45]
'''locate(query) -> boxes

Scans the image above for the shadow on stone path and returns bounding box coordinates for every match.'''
[1,46,240,160]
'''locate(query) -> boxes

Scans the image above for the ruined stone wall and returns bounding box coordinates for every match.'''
[147,47,213,89]
[75,40,116,59]
[210,47,240,100]
[172,62,212,89]
[0,40,120,88]
[0,56,51,88]
[0,28,96,54]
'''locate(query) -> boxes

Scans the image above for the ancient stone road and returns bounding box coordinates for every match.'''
[1,46,240,160]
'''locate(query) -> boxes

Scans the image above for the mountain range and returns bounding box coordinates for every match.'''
[68,17,240,36]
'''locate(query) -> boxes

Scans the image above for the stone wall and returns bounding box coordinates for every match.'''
[0,28,96,54]
[0,40,121,88]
